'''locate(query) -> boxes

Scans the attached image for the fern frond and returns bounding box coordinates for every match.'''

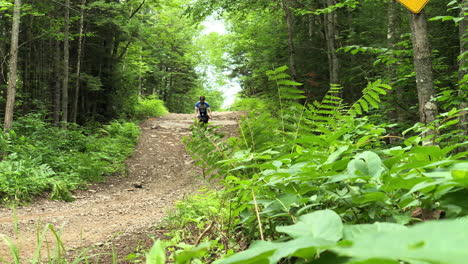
[348,80,392,116]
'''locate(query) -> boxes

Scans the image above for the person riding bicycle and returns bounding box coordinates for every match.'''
[194,96,212,124]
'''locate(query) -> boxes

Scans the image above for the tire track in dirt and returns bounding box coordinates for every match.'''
[0,112,239,262]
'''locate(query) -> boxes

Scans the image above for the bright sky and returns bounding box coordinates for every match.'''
[201,17,241,109]
[201,17,226,35]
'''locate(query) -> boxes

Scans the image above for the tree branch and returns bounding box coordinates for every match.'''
[129,0,146,20]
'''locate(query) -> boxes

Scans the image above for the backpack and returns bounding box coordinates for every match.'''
[198,103,208,117]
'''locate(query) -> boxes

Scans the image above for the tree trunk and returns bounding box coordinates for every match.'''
[409,11,438,144]
[72,0,86,123]
[282,0,298,80]
[23,15,32,114]
[61,0,70,125]
[0,22,7,85]
[4,0,21,131]
[53,41,61,124]
[138,52,143,95]
[387,0,405,123]
[324,0,339,85]
[458,0,468,138]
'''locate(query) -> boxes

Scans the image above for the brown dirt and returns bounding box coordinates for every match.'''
[0,112,239,263]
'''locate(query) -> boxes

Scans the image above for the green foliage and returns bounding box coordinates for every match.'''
[175,67,468,263]
[151,189,241,263]
[0,114,140,203]
[183,122,232,179]
[0,159,55,201]
[132,96,169,119]
[229,97,268,112]
[0,0,12,12]
[216,210,468,264]
[348,80,392,116]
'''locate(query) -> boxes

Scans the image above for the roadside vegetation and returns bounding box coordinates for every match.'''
[150,66,467,264]
[0,97,168,204]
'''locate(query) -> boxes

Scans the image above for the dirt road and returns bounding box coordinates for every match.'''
[0,112,238,262]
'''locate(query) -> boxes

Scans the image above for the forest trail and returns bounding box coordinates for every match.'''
[0,112,239,262]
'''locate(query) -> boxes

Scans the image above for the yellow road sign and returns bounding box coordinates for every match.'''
[397,0,430,14]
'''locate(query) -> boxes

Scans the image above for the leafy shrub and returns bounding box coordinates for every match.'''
[0,114,140,203]
[150,189,242,263]
[102,121,141,141]
[133,96,168,119]
[176,66,468,263]
[0,157,54,201]
[228,97,268,113]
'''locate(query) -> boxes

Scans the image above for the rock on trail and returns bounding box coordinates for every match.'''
[0,112,239,262]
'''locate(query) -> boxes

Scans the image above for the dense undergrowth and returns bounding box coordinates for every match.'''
[149,66,468,264]
[0,96,167,204]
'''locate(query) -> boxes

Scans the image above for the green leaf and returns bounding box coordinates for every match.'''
[347,151,383,178]
[277,79,303,86]
[367,90,381,102]
[146,240,166,264]
[175,242,211,264]
[372,87,388,95]
[276,209,343,241]
[343,223,407,240]
[334,218,468,264]
[346,259,399,264]
[269,236,336,263]
[359,99,369,112]
[366,95,380,108]
[1,235,20,263]
[352,192,387,204]
[274,65,288,73]
[217,240,278,264]
[353,103,363,115]
[268,72,290,80]
[326,146,350,164]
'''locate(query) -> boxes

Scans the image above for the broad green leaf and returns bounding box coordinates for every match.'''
[175,242,211,264]
[334,218,468,264]
[346,258,399,264]
[269,236,336,263]
[312,251,350,263]
[217,240,278,264]
[406,179,447,195]
[343,223,407,240]
[347,151,383,178]
[276,209,343,241]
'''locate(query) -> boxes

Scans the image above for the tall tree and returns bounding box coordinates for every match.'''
[410,11,438,143]
[4,0,21,131]
[61,0,70,124]
[72,0,86,123]
[282,0,297,80]
[54,40,61,124]
[458,0,467,136]
[324,0,339,85]
[387,0,404,122]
